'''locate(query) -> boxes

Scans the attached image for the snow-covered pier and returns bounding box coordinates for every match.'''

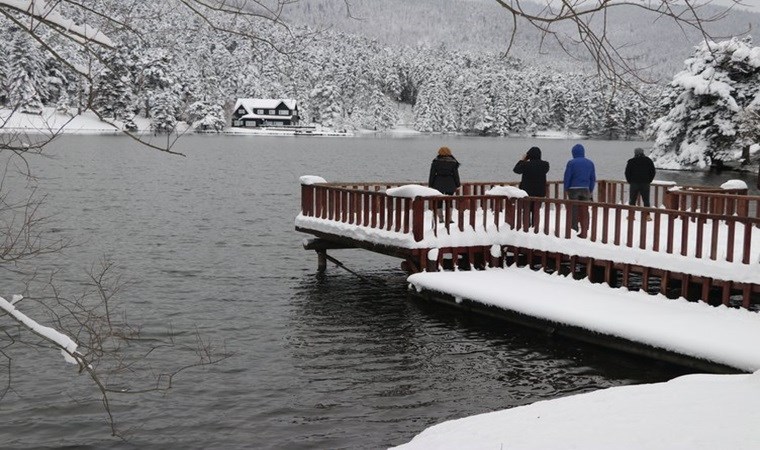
[295,178,760,371]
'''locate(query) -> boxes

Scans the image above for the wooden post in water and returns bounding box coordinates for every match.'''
[317,250,327,273]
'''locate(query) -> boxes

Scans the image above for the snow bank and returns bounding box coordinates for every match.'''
[0,107,187,134]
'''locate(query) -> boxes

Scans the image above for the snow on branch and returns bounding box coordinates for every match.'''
[0,294,80,365]
[0,0,114,48]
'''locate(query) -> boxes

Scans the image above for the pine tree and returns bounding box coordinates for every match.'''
[6,29,48,114]
[650,37,760,169]
[92,45,138,121]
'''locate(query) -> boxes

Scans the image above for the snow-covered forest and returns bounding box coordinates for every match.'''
[0,1,662,138]
[3,0,760,151]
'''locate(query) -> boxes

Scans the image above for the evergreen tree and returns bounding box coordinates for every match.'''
[6,29,48,114]
[187,101,226,132]
[92,45,138,121]
[650,37,760,169]
[149,90,179,133]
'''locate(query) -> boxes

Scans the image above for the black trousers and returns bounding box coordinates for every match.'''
[628,182,651,207]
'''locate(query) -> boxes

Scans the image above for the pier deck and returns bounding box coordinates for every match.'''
[296,179,760,309]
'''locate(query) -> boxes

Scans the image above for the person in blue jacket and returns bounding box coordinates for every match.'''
[563,143,596,232]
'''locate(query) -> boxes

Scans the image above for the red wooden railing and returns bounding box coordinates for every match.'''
[300,180,759,265]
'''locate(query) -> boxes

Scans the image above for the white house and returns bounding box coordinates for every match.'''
[231,98,300,128]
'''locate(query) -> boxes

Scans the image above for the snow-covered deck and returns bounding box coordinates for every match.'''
[408,267,760,372]
[297,179,760,371]
[296,179,760,308]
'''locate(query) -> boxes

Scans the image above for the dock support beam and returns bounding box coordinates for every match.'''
[317,250,327,273]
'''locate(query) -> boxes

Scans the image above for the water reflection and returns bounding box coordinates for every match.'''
[287,270,689,449]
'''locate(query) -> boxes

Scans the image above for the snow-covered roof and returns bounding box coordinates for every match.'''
[234,98,298,113]
[239,113,295,120]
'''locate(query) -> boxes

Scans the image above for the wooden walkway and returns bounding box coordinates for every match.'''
[296,179,760,309]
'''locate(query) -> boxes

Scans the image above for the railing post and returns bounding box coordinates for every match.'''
[663,190,677,210]
[412,197,425,242]
[597,180,607,203]
[301,184,314,216]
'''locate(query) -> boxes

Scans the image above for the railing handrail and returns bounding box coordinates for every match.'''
[300,181,760,265]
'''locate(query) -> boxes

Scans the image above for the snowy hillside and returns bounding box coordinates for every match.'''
[282,0,760,81]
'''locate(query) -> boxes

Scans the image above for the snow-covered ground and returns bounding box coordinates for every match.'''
[0,108,349,136]
[391,369,760,450]
[0,107,152,134]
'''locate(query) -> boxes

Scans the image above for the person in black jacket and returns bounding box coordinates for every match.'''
[625,147,656,208]
[513,146,550,227]
[514,146,550,196]
[625,148,656,220]
[429,146,461,195]
[429,146,461,223]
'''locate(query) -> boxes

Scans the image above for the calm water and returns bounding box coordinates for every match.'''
[0,134,753,449]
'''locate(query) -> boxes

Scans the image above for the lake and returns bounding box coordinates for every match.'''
[0,134,753,449]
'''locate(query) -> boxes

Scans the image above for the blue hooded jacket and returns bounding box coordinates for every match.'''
[563,144,596,192]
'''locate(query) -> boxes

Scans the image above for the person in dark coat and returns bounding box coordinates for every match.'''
[563,143,596,232]
[625,147,656,207]
[513,146,550,227]
[514,146,550,196]
[429,146,461,223]
[429,146,461,195]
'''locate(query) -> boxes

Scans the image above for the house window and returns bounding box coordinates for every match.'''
[257,109,264,114]
[278,110,289,116]
[237,108,245,114]
[269,109,276,115]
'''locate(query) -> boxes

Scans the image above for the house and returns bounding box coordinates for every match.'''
[231,98,300,128]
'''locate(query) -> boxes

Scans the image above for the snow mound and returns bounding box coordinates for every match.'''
[386,185,442,198]
[299,175,327,185]
[485,186,528,198]
[721,179,747,190]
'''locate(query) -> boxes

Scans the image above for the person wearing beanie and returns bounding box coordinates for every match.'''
[513,146,550,227]
[625,148,656,213]
[563,143,596,232]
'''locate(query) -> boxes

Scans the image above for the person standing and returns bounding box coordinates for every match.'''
[625,147,656,212]
[563,143,596,232]
[513,146,550,226]
[429,146,460,194]
[429,146,461,222]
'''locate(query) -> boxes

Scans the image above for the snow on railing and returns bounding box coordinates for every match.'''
[298,180,760,265]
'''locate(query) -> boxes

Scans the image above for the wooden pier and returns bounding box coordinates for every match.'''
[297,179,760,310]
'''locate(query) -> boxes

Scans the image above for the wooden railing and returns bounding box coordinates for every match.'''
[300,180,759,265]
